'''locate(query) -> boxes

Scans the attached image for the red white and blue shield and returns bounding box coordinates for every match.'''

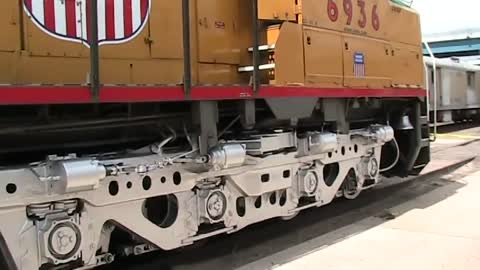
[23,0,151,46]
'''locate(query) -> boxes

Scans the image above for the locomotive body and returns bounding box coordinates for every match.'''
[0,1,430,269]
[1,0,424,87]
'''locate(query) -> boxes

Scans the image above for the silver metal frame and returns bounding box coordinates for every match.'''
[0,126,393,269]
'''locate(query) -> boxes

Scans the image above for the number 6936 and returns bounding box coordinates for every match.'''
[327,0,380,31]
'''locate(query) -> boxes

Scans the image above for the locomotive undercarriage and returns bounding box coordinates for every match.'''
[0,98,429,270]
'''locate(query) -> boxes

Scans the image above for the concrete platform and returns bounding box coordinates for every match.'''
[238,137,480,270]
[272,172,480,270]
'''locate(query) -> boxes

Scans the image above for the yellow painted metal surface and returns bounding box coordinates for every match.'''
[342,34,392,88]
[301,0,421,45]
[391,43,424,86]
[0,0,424,89]
[267,26,281,46]
[0,2,20,52]
[258,0,297,21]
[197,0,241,65]
[274,23,305,86]
[149,0,184,60]
[303,27,343,87]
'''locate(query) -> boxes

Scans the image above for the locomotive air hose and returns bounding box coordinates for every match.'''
[380,137,400,173]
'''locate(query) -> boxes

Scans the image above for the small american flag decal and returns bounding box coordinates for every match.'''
[354,52,365,78]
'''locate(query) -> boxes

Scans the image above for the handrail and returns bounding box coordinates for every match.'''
[390,0,413,8]
[423,41,437,142]
[252,0,260,92]
[423,55,430,129]
[89,0,100,101]
[182,0,192,96]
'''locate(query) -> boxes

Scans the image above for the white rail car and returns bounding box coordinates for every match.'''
[425,57,480,122]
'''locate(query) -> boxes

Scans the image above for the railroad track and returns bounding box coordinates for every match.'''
[435,121,480,133]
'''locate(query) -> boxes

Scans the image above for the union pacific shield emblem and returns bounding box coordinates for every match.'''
[23,0,151,46]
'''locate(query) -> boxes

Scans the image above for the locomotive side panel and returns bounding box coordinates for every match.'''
[2,0,186,85]
[300,0,421,45]
[0,2,20,84]
[0,0,425,89]
[301,0,386,40]
[342,34,392,88]
[258,0,297,21]
[302,26,343,87]
[0,1,20,52]
[198,63,246,85]
[196,0,253,84]
[197,0,241,65]
[274,22,306,85]
[149,1,184,59]
[273,0,425,88]
[391,43,424,87]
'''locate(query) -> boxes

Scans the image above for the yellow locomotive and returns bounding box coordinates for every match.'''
[0,1,430,270]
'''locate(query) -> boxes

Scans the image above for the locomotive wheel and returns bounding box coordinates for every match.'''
[343,169,361,200]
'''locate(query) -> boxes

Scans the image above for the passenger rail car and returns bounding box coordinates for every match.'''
[0,0,429,269]
[425,57,480,122]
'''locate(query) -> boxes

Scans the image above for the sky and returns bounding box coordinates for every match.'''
[411,0,480,35]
